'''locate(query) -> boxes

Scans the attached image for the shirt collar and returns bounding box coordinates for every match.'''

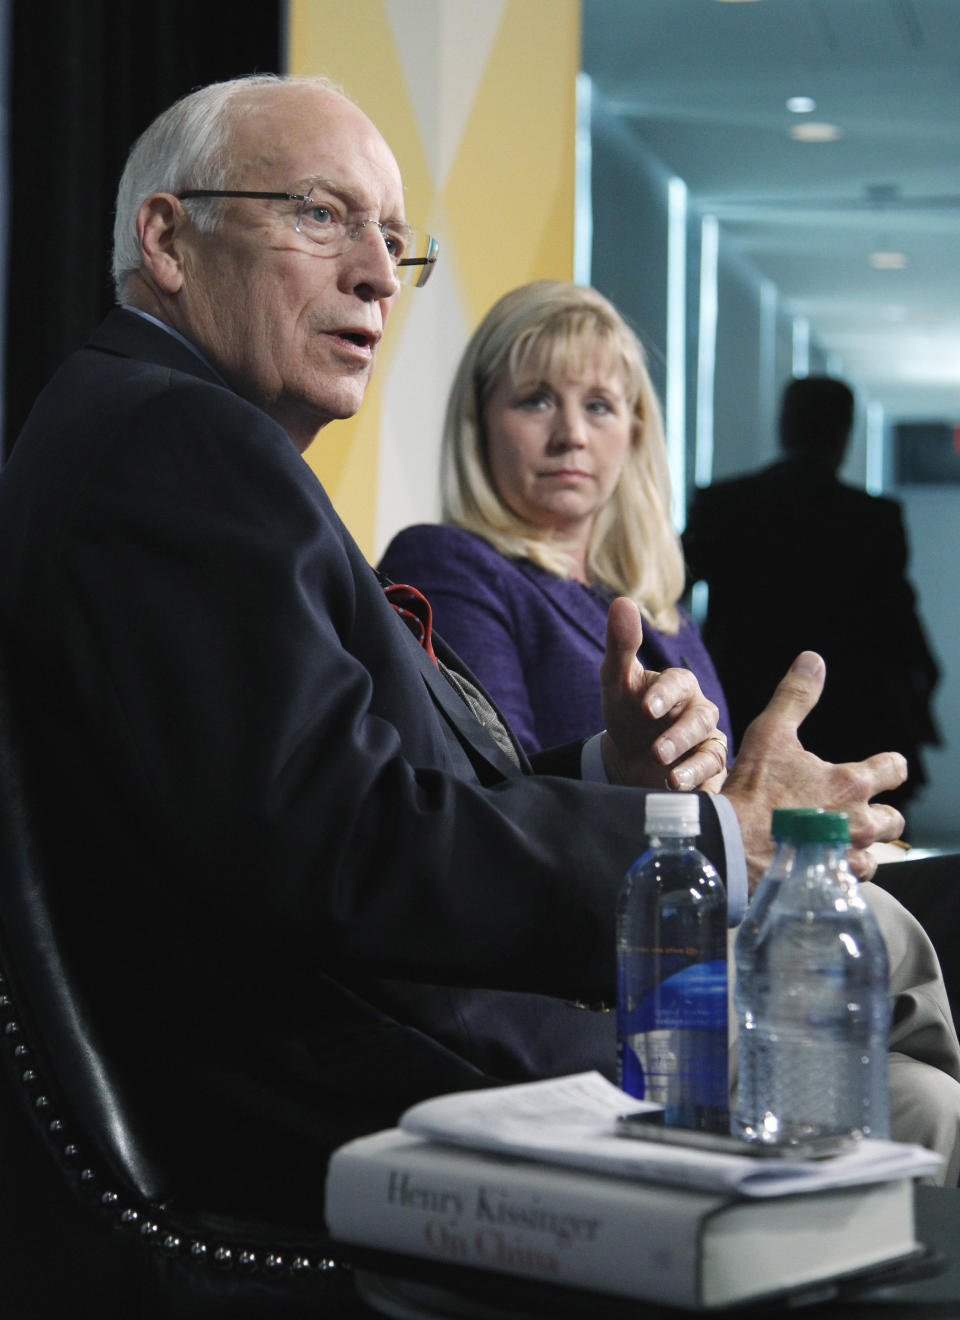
[121,306,230,387]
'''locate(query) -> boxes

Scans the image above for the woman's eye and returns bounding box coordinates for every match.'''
[586,398,614,415]
[516,391,551,410]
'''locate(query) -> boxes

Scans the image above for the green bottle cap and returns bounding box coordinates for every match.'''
[771,807,851,844]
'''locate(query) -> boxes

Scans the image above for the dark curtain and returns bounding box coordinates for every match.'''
[0,1,9,449]
[4,0,282,456]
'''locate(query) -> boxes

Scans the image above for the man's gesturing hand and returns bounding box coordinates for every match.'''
[600,597,728,791]
[721,651,907,888]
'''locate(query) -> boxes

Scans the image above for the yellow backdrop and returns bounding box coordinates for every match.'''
[287,0,579,560]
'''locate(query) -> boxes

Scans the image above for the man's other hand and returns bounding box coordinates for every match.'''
[600,597,727,792]
[722,651,907,887]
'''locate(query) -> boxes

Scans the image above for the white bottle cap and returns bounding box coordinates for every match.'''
[644,792,700,837]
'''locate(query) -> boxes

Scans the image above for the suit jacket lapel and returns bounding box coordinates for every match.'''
[375,565,529,778]
[419,632,530,780]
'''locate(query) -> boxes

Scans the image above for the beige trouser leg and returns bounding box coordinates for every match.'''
[728,880,960,1185]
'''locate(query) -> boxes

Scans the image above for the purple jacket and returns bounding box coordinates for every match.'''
[379,524,732,755]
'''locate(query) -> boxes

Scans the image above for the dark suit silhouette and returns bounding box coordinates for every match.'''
[683,378,939,808]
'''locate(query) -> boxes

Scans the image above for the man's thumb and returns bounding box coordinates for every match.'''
[603,597,644,678]
[765,651,826,729]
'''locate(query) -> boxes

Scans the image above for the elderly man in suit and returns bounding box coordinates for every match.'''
[0,75,955,1231]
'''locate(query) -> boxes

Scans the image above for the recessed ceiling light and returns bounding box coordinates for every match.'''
[870,251,909,270]
[790,122,841,142]
[786,96,816,114]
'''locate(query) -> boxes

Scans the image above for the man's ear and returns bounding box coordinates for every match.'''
[137,194,188,294]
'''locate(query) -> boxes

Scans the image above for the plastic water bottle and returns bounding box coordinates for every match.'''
[616,793,728,1131]
[728,810,797,1135]
[733,808,890,1144]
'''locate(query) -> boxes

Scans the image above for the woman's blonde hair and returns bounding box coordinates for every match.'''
[441,280,683,632]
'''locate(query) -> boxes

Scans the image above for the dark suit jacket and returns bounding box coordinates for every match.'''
[0,310,731,1223]
[683,459,939,803]
[380,524,732,754]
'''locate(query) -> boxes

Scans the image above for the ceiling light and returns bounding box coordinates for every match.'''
[870,251,909,270]
[790,122,841,142]
[786,96,816,114]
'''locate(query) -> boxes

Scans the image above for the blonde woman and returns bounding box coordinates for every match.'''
[380,280,731,755]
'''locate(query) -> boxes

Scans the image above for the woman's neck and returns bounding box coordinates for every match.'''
[549,523,592,584]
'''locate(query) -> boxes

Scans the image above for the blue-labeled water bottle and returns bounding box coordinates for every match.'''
[616,793,728,1131]
[733,808,890,1144]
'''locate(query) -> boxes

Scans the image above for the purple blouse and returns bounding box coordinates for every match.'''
[379,524,733,756]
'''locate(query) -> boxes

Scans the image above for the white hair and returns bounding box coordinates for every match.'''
[111,73,343,301]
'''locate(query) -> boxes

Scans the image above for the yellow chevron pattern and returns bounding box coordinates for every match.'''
[288,0,579,559]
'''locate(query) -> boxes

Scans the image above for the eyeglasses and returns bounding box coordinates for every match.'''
[175,189,439,288]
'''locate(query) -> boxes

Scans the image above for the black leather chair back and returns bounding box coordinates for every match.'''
[0,659,360,1317]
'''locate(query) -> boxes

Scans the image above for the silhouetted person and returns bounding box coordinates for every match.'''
[683,375,940,812]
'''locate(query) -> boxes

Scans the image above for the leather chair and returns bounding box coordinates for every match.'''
[0,661,368,1319]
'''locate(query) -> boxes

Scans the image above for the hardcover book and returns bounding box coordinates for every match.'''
[325,1074,938,1311]
[326,1128,919,1310]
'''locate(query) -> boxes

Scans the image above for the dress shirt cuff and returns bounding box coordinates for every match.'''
[580,733,747,927]
[713,794,747,926]
[580,733,608,783]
